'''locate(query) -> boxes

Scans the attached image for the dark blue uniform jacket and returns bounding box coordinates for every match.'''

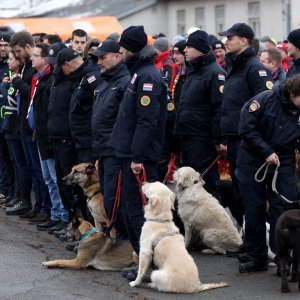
[174,52,226,143]
[237,86,300,175]
[109,45,168,163]
[286,58,300,78]
[221,47,273,136]
[69,60,102,151]
[92,60,130,156]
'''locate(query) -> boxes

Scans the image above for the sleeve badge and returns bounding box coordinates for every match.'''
[140,95,151,106]
[249,100,261,112]
[266,81,273,90]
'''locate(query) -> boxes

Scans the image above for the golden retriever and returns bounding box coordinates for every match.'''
[129,181,228,293]
[173,167,242,254]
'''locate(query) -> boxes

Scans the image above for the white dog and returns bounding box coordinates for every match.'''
[173,167,242,254]
[129,181,228,293]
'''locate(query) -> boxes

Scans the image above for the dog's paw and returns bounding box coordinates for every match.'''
[201,249,216,254]
[148,282,156,289]
[129,281,138,287]
[42,262,49,267]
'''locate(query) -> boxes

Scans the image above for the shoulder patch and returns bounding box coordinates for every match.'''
[266,81,273,90]
[140,95,151,106]
[87,75,96,84]
[258,70,267,77]
[143,83,153,92]
[131,73,137,84]
[219,85,224,93]
[218,74,225,81]
[167,102,175,111]
[249,100,261,112]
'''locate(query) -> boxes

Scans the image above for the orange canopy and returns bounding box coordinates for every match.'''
[0,16,123,41]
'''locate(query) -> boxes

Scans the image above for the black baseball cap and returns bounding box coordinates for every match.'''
[219,23,254,40]
[56,48,81,67]
[90,40,120,58]
[47,42,67,64]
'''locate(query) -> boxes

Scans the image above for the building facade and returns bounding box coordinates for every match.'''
[119,0,298,41]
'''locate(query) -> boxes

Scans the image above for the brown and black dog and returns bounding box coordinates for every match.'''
[42,218,135,270]
[63,162,116,238]
[275,209,300,293]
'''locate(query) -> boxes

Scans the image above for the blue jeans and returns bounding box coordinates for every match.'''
[38,150,69,222]
[20,134,51,213]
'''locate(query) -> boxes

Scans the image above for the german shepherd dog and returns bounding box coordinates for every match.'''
[63,162,116,238]
[276,209,300,293]
[42,218,135,270]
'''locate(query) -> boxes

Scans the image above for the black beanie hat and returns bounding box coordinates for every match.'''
[172,40,186,55]
[0,33,11,43]
[185,30,211,54]
[287,28,300,50]
[119,25,147,53]
[211,40,226,51]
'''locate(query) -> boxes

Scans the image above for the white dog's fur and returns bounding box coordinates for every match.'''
[129,181,228,293]
[173,167,242,254]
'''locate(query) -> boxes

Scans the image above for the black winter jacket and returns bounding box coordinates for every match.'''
[32,69,54,160]
[11,60,35,134]
[237,86,300,174]
[69,59,102,151]
[174,52,226,143]
[221,47,273,136]
[92,60,130,156]
[109,45,168,163]
[286,58,300,79]
[47,70,78,139]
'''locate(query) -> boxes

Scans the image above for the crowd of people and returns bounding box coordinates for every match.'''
[0,21,300,281]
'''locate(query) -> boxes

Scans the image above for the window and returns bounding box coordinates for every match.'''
[215,5,225,33]
[248,2,260,37]
[177,9,186,34]
[195,7,205,30]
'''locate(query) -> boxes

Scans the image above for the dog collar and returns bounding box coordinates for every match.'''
[79,227,99,241]
[146,218,173,223]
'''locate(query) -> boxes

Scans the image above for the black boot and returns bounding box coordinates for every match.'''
[5,200,32,215]
[239,259,268,273]
[226,244,246,257]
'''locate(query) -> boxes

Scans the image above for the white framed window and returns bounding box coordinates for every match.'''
[177,9,186,34]
[195,7,205,30]
[248,2,260,37]
[215,5,225,33]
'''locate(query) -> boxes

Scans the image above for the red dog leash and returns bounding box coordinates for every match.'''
[134,165,147,206]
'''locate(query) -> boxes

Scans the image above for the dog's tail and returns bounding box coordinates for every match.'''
[198,282,229,292]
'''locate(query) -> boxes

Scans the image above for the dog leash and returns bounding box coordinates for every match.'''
[200,154,222,178]
[255,160,298,204]
[135,165,147,206]
[104,170,122,236]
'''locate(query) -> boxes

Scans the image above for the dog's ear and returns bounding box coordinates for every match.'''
[85,164,96,174]
[196,172,205,186]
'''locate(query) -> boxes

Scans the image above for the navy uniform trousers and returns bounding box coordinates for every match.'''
[120,158,158,255]
[98,155,128,239]
[181,135,220,200]
[237,165,297,263]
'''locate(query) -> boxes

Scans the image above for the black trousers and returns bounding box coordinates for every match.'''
[120,158,158,254]
[181,135,220,200]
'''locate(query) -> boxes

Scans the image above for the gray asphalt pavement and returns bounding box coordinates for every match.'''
[0,209,298,300]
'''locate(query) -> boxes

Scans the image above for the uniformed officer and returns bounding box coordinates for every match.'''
[91,40,130,239]
[219,23,273,256]
[236,75,300,273]
[286,28,300,78]
[174,30,226,200]
[109,25,167,279]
